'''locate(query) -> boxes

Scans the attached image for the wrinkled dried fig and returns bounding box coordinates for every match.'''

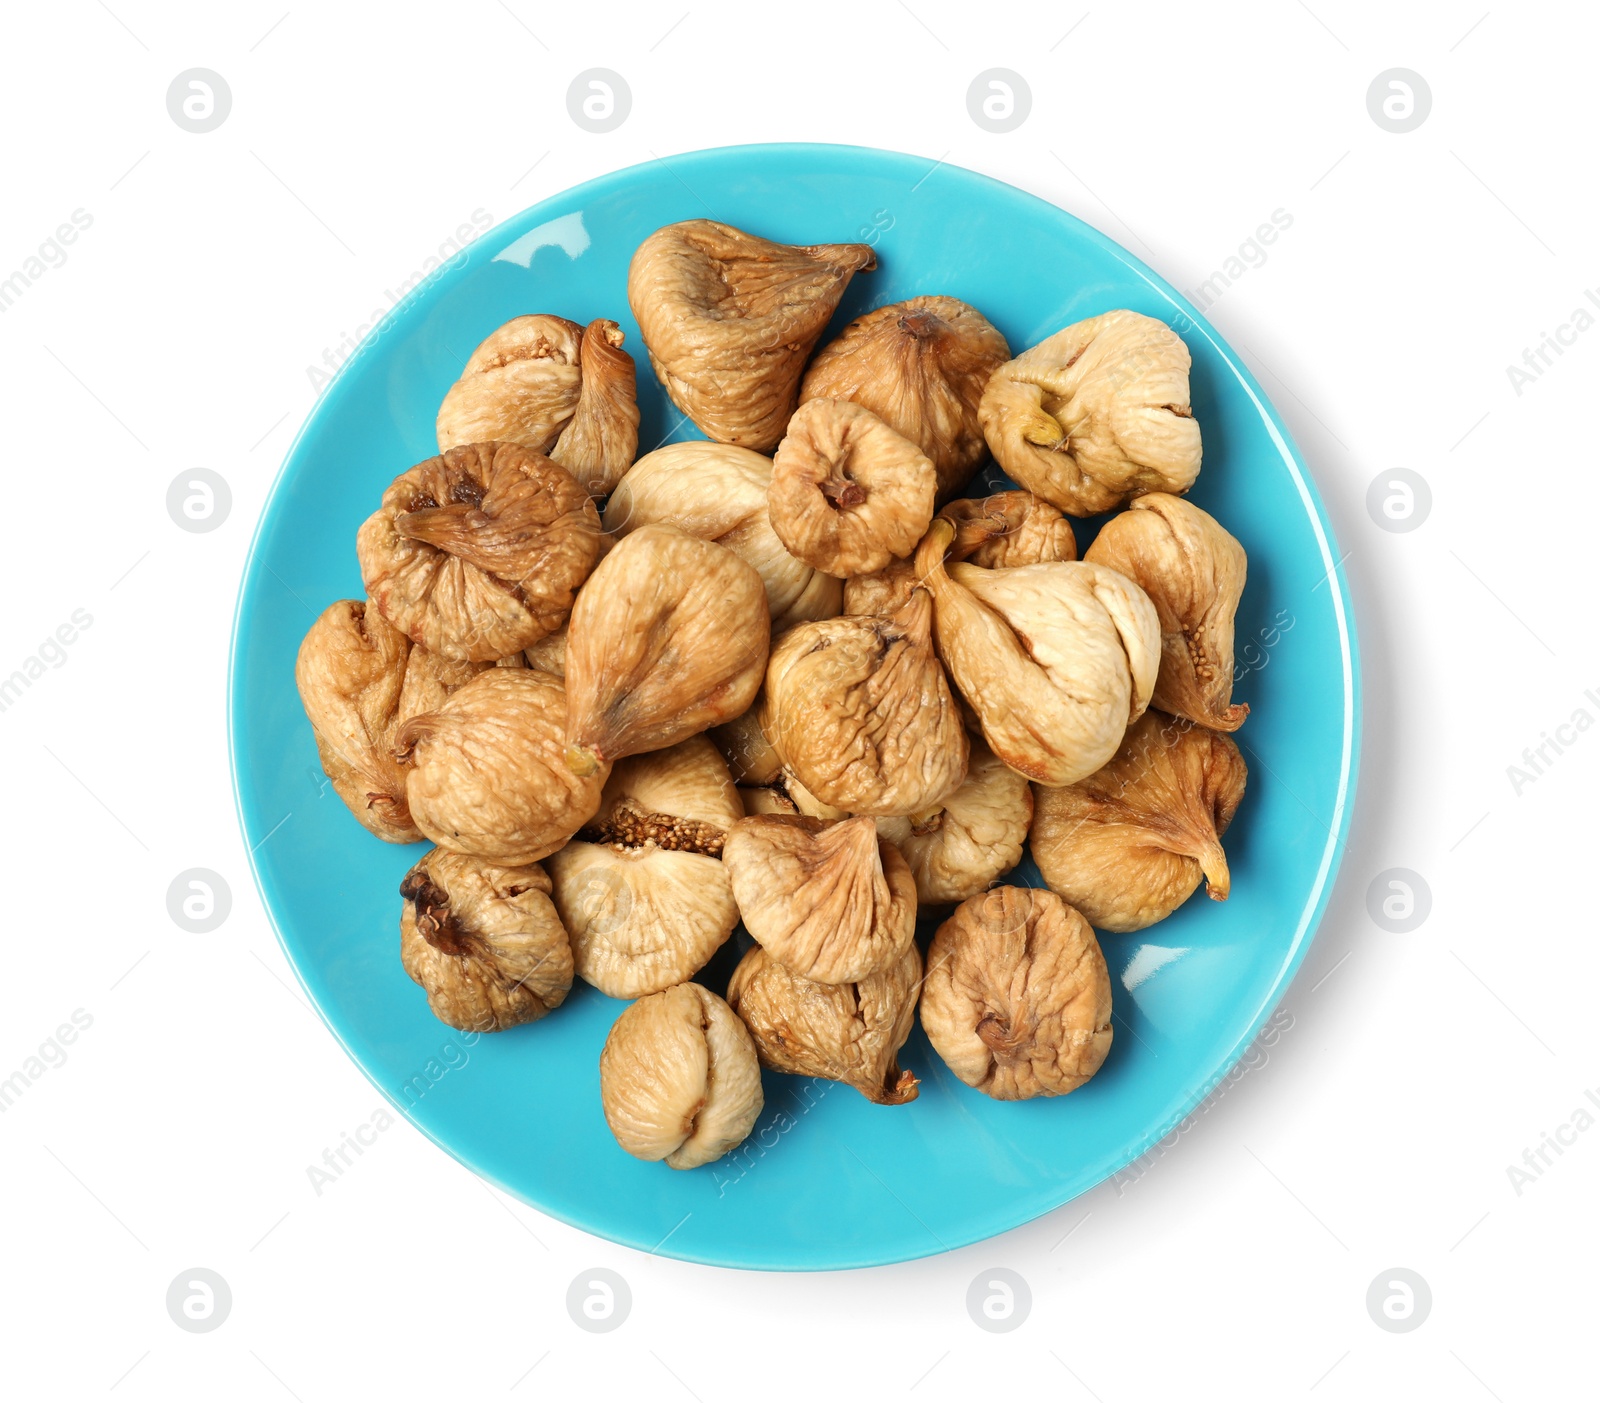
[710,699,783,786]
[437,314,584,454]
[726,941,921,1105]
[799,295,1010,501]
[762,588,968,816]
[978,310,1201,515]
[768,400,936,576]
[1084,494,1249,731]
[399,848,572,1031]
[600,983,763,1169]
[547,738,741,998]
[1031,710,1247,931]
[564,525,770,773]
[628,219,876,450]
[939,490,1078,568]
[357,441,601,661]
[546,319,640,496]
[395,668,607,865]
[602,441,839,628]
[781,772,851,821]
[523,624,566,678]
[920,887,1112,1100]
[915,517,1160,786]
[722,815,916,983]
[874,740,1033,905]
[842,556,917,617]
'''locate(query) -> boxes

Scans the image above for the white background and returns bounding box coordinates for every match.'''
[2,1,1594,1398]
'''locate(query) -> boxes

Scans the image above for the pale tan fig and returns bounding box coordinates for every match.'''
[600,983,763,1169]
[1084,494,1249,731]
[978,310,1201,515]
[799,295,1010,501]
[296,601,515,842]
[395,668,607,865]
[762,588,968,816]
[727,941,921,1105]
[874,740,1033,905]
[523,624,566,678]
[547,318,641,497]
[939,490,1078,568]
[628,219,876,450]
[920,887,1112,1100]
[602,441,839,628]
[357,441,601,661]
[721,815,916,983]
[399,848,572,1032]
[564,526,770,774]
[710,700,784,786]
[842,556,918,617]
[1031,710,1247,932]
[739,786,799,817]
[781,772,851,821]
[546,738,741,998]
[768,400,936,576]
[436,314,585,453]
[915,517,1160,786]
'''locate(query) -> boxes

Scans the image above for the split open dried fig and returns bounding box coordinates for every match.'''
[920,886,1112,1100]
[874,739,1033,905]
[799,295,1010,501]
[978,310,1202,515]
[915,518,1160,786]
[399,848,572,1031]
[726,940,921,1105]
[722,815,916,983]
[437,313,584,454]
[1084,493,1249,731]
[602,441,839,628]
[546,737,741,998]
[628,219,876,451]
[768,399,936,577]
[600,983,763,1169]
[939,490,1078,568]
[1031,710,1248,932]
[564,525,770,774]
[357,441,601,661]
[395,668,607,865]
[762,587,968,816]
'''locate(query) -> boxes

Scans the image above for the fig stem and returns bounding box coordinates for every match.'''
[566,742,602,778]
[1200,841,1232,901]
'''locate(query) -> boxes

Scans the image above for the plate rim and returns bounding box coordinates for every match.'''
[227,140,1362,1271]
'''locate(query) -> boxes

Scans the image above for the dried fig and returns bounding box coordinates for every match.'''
[915,517,1160,786]
[602,441,839,628]
[799,295,1010,501]
[726,940,921,1105]
[710,700,784,786]
[547,319,640,496]
[874,740,1032,905]
[523,624,566,678]
[978,310,1202,515]
[939,490,1077,568]
[546,738,741,998]
[564,525,770,773]
[395,668,607,865]
[721,815,916,983]
[628,219,876,450]
[842,556,917,617]
[1030,710,1247,932]
[599,983,763,1169]
[781,773,851,821]
[357,441,601,661]
[739,786,799,817]
[399,848,572,1031]
[920,887,1112,1100]
[762,588,968,816]
[768,400,936,577]
[1084,494,1249,731]
[437,313,584,454]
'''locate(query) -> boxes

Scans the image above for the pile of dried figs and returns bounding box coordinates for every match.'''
[296,218,1253,1172]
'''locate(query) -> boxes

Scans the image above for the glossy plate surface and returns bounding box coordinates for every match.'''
[230,143,1358,1271]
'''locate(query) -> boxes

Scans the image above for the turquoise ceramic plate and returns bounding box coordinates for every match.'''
[230,143,1358,1271]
